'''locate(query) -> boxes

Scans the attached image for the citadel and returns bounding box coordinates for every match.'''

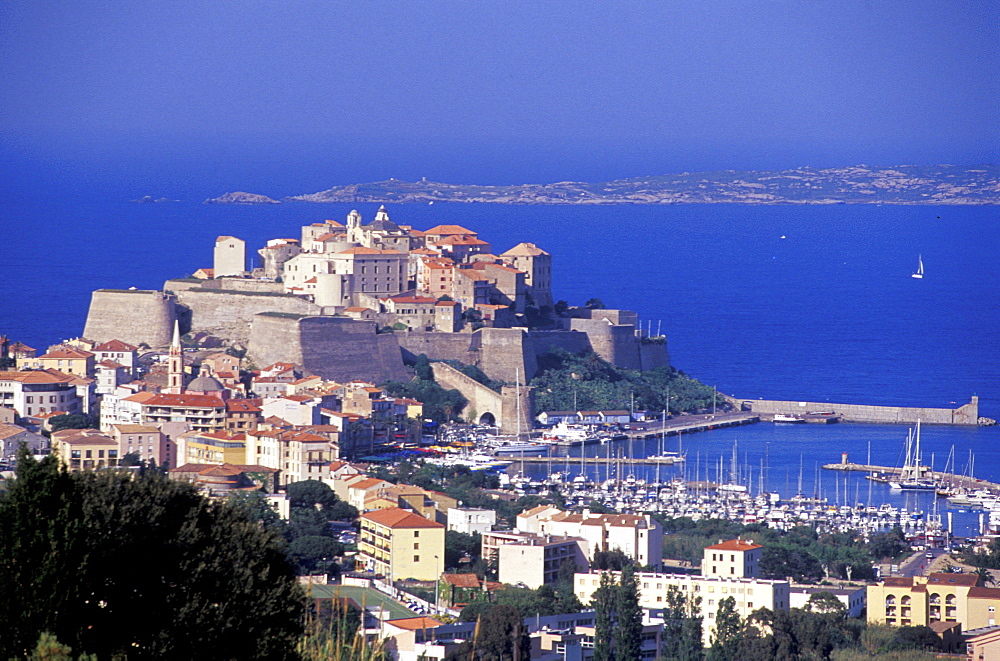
[82,207,667,429]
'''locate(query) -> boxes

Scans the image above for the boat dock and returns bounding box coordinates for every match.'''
[622,413,760,440]
[506,455,686,466]
[822,461,1000,495]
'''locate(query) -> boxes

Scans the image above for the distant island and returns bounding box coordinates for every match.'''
[204,191,281,205]
[207,164,1000,206]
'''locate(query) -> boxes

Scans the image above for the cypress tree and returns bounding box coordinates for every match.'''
[613,564,643,661]
[592,571,617,661]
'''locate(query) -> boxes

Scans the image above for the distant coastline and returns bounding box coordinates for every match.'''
[203,164,1000,206]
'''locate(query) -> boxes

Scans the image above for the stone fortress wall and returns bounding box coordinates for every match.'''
[82,290,176,348]
[247,313,409,384]
[430,362,535,433]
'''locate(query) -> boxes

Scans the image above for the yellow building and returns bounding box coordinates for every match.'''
[19,345,95,376]
[868,573,1000,629]
[179,431,247,465]
[51,429,119,471]
[359,507,445,582]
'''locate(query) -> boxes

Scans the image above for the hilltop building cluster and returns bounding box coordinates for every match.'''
[81,208,667,429]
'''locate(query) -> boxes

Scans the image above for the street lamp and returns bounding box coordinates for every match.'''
[433,554,440,613]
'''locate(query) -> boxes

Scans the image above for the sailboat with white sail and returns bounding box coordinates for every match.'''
[911,254,924,279]
[889,419,938,490]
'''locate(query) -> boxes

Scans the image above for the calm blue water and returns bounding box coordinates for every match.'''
[2,170,999,524]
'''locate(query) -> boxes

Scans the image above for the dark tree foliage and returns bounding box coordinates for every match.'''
[286,479,339,510]
[467,604,531,661]
[47,414,100,433]
[614,564,643,661]
[379,378,466,424]
[592,549,634,571]
[458,583,581,623]
[445,530,481,569]
[289,536,344,575]
[706,597,743,661]
[289,506,335,539]
[530,348,719,414]
[591,572,616,661]
[226,489,287,536]
[0,451,305,660]
[662,586,703,661]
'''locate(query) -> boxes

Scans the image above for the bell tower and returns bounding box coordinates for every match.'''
[165,321,184,394]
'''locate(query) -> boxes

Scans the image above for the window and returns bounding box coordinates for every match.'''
[414,531,420,537]
[413,555,419,562]
[414,543,419,550]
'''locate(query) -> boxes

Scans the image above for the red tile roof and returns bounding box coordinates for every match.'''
[145,393,226,407]
[362,507,444,529]
[93,339,138,352]
[705,539,762,552]
[424,224,476,236]
[385,616,443,631]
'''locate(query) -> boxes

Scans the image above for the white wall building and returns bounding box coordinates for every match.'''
[447,507,496,535]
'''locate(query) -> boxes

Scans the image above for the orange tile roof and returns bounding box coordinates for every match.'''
[123,391,158,403]
[145,393,226,407]
[362,507,444,529]
[386,616,443,631]
[442,574,482,588]
[38,346,94,359]
[0,370,73,384]
[705,539,762,552]
[424,224,475,236]
[226,400,262,412]
[93,339,138,352]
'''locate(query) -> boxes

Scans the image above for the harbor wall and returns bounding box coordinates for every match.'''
[83,289,176,348]
[736,396,982,426]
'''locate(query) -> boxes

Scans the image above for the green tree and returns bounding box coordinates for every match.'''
[0,451,304,660]
[445,530,481,569]
[706,597,742,661]
[286,479,340,510]
[592,572,616,661]
[289,535,344,575]
[662,586,703,661]
[475,604,531,661]
[613,564,643,661]
[584,298,605,309]
[47,414,99,433]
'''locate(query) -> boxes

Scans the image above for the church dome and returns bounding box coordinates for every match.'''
[186,374,225,392]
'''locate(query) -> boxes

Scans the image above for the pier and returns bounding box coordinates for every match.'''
[822,461,1000,494]
[507,455,686,466]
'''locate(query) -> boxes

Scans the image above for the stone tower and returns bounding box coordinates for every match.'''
[214,236,246,277]
[165,321,184,394]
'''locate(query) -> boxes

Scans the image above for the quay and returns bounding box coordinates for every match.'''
[822,460,1000,495]
[621,412,760,440]
[507,455,686,466]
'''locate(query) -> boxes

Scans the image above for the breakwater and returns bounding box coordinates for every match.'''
[729,395,988,426]
[822,460,1000,494]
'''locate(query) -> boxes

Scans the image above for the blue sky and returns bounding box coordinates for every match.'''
[1,1,996,185]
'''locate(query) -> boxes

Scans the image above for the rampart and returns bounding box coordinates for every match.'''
[430,362,534,433]
[247,314,408,384]
[83,289,176,348]
[735,396,983,426]
[398,328,538,384]
[173,288,320,346]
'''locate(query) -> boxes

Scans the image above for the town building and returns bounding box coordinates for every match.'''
[140,393,227,431]
[214,236,246,276]
[51,429,119,471]
[358,507,446,582]
[91,339,139,376]
[518,506,662,570]
[867,573,1000,630]
[482,530,590,589]
[176,430,246,465]
[19,345,95,376]
[110,424,171,468]
[0,423,47,459]
[447,507,497,535]
[0,370,83,419]
[244,428,332,485]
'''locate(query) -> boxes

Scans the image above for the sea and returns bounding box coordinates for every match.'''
[2,162,998,535]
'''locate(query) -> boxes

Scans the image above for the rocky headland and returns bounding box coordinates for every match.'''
[208,164,1000,205]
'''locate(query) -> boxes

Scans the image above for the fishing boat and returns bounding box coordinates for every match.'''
[888,420,938,490]
[774,414,806,423]
[912,254,924,279]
